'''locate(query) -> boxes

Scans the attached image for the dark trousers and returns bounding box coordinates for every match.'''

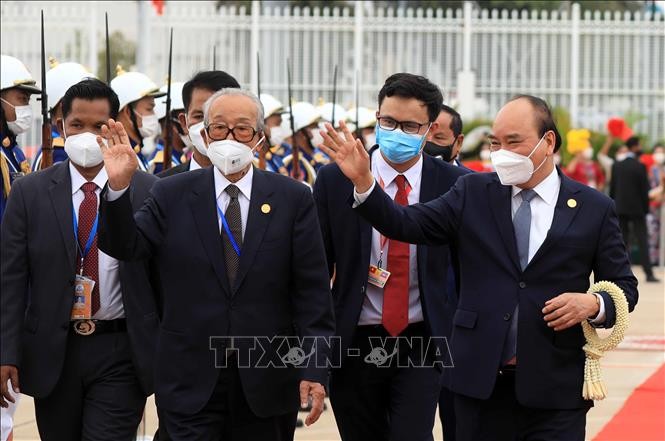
[619,214,654,277]
[439,385,456,440]
[34,332,146,441]
[454,369,589,441]
[329,322,440,441]
[162,356,297,441]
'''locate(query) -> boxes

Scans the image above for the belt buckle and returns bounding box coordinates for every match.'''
[73,319,96,336]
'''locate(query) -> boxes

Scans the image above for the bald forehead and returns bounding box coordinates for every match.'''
[209,94,258,125]
[493,98,540,138]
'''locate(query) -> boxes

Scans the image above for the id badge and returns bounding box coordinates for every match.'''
[368,264,391,289]
[70,275,95,320]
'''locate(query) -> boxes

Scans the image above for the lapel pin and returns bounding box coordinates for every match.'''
[567,199,577,208]
[261,203,271,214]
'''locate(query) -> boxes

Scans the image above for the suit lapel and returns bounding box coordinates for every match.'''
[528,173,582,268]
[189,168,231,296]
[232,169,274,294]
[49,161,77,273]
[487,178,521,273]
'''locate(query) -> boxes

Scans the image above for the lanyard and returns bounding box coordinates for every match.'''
[217,204,241,256]
[72,205,99,274]
[376,175,411,268]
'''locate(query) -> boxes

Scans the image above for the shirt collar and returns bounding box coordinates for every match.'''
[189,155,202,171]
[214,165,253,201]
[375,150,423,190]
[69,161,108,194]
[512,166,560,206]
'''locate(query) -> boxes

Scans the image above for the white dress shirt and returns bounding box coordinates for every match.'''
[189,155,203,171]
[69,163,124,320]
[214,165,253,237]
[355,166,605,323]
[358,151,424,326]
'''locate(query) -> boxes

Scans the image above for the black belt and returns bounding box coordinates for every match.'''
[70,319,127,336]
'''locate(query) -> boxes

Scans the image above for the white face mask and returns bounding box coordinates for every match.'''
[490,133,548,186]
[615,153,628,162]
[582,148,593,160]
[134,110,161,139]
[179,133,194,149]
[309,127,324,149]
[63,128,106,168]
[1,98,33,135]
[363,132,376,150]
[653,152,665,165]
[186,118,208,157]
[141,136,157,157]
[269,125,290,147]
[208,136,264,175]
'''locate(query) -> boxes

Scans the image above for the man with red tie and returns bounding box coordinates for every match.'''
[313,73,468,441]
[1,78,159,440]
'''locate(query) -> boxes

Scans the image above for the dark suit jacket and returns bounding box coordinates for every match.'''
[0,161,160,397]
[609,156,650,217]
[157,160,190,178]
[98,167,335,417]
[355,168,638,409]
[313,151,469,363]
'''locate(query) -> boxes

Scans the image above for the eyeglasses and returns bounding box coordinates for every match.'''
[377,116,430,135]
[205,123,258,142]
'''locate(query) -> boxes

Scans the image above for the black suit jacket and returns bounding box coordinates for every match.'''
[355,168,638,409]
[313,152,468,362]
[0,161,160,397]
[157,160,190,178]
[610,156,650,216]
[98,167,335,417]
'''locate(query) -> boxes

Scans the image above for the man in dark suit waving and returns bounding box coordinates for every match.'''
[97,88,335,440]
[314,73,468,441]
[1,78,159,440]
[319,95,638,441]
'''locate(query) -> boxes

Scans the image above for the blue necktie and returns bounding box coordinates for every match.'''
[501,189,537,365]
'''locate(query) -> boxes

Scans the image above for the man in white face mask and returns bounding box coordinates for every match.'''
[1,78,160,440]
[1,54,42,220]
[158,70,240,178]
[110,66,165,173]
[98,88,335,440]
[320,94,638,441]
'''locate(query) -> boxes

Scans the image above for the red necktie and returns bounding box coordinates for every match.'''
[382,174,410,337]
[78,182,100,315]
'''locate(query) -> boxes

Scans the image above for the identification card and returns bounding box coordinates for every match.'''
[368,265,391,288]
[70,275,95,320]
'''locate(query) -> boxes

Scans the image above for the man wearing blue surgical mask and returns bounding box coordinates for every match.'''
[313,73,469,441]
[320,94,638,441]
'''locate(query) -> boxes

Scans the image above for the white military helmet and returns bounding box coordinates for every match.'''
[260,94,283,119]
[110,65,165,111]
[286,101,321,132]
[317,102,346,127]
[45,58,96,111]
[154,81,185,120]
[1,54,41,94]
[345,106,376,130]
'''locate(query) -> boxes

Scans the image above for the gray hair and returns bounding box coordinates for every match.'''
[202,88,265,133]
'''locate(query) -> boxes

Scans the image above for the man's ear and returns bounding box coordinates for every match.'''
[178,112,188,135]
[455,133,465,152]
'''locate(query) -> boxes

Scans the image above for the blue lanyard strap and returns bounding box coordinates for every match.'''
[72,204,99,262]
[217,204,241,256]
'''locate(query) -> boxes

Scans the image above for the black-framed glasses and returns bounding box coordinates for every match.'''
[377,116,429,135]
[205,123,258,142]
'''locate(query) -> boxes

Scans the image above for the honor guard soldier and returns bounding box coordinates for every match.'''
[257,93,289,175]
[150,81,186,174]
[32,58,96,171]
[110,66,165,172]
[345,106,377,149]
[282,101,326,185]
[1,55,41,219]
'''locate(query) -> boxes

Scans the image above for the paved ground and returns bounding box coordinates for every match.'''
[8,266,664,441]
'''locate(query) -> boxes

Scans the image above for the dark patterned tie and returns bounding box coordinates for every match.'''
[78,182,100,315]
[222,184,243,286]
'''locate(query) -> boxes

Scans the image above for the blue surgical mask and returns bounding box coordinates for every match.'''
[376,125,430,164]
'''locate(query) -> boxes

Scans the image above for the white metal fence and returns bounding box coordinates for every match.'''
[1,1,664,150]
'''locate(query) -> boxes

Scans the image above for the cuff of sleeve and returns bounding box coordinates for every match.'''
[106,185,129,201]
[588,293,606,327]
[352,180,376,207]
